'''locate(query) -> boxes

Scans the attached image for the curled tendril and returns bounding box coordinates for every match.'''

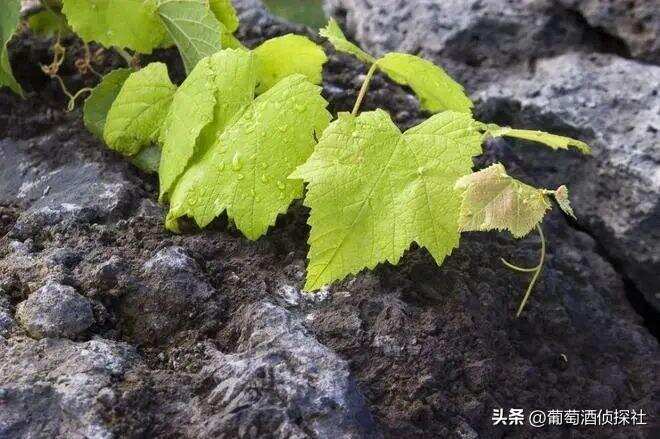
[501,224,546,317]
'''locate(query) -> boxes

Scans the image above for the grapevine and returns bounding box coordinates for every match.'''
[0,1,591,315]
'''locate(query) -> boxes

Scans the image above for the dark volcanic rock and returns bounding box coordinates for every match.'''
[323,0,623,89]
[119,246,223,345]
[0,134,145,241]
[475,52,660,312]
[188,301,379,438]
[0,337,142,438]
[558,0,660,63]
[0,1,658,438]
[16,281,94,339]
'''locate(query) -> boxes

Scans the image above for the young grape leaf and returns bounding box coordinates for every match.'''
[0,0,22,96]
[319,18,375,64]
[162,50,330,239]
[454,163,553,238]
[156,0,224,74]
[553,185,576,219]
[209,0,239,33]
[253,34,327,94]
[320,19,472,114]
[104,62,176,156]
[159,49,255,200]
[291,110,483,291]
[62,0,167,53]
[484,124,591,154]
[83,68,132,138]
[378,53,472,113]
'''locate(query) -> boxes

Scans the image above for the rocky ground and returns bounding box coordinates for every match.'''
[0,1,658,438]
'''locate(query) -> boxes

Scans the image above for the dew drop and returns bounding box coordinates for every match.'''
[295,104,306,113]
[237,173,244,180]
[276,181,286,190]
[232,152,242,171]
[261,174,268,183]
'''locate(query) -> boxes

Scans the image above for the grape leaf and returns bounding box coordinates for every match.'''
[159,49,255,200]
[553,185,575,219]
[209,0,239,33]
[253,34,327,94]
[104,62,176,156]
[291,110,483,291]
[163,51,330,238]
[484,124,591,154]
[319,18,375,64]
[0,0,22,96]
[62,0,167,53]
[454,163,552,238]
[156,0,224,74]
[83,68,132,138]
[378,53,472,113]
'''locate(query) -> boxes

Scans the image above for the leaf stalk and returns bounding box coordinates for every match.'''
[351,62,379,116]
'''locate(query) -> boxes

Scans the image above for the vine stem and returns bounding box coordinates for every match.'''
[501,224,546,317]
[351,62,379,116]
[115,47,134,69]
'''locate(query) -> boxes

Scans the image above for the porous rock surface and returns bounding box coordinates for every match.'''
[0,0,658,438]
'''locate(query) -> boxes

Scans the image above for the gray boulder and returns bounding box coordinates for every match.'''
[475,52,660,312]
[558,0,660,63]
[188,301,379,438]
[16,282,94,339]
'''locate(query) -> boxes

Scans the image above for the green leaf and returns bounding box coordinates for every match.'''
[156,0,224,74]
[62,0,167,53]
[104,63,176,156]
[319,18,375,64]
[131,144,161,173]
[27,9,72,37]
[166,72,329,239]
[454,163,552,238]
[253,34,327,94]
[83,68,132,139]
[378,53,473,114]
[553,185,576,219]
[0,0,22,96]
[485,124,591,154]
[209,0,239,33]
[291,110,483,291]
[159,49,255,200]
